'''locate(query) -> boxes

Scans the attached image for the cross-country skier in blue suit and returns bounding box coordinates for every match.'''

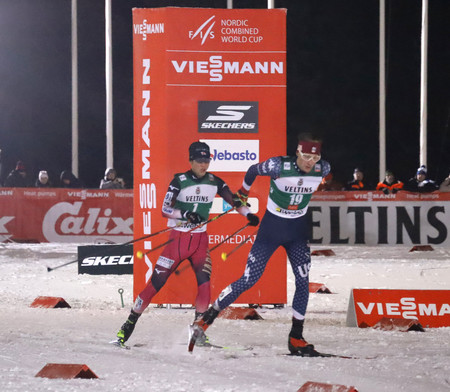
[189,133,331,356]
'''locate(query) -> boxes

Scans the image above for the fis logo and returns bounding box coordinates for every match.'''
[198,101,258,133]
[188,15,215,45]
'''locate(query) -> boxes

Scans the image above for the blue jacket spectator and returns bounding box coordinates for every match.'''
[404,165,439,193]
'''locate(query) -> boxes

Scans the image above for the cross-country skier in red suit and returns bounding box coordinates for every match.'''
[112,141,259,348]
[189,133,331,356]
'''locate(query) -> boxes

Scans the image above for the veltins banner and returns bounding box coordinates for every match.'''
[132,7,287,304]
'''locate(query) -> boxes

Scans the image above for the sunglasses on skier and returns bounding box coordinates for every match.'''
[298,151,321,163]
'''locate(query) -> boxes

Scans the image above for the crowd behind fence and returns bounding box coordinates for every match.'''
[1,159,449,193]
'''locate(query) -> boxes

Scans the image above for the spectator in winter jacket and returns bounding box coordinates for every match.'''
[404,165,439,193]
[99,167,125,189]
[4,161,29,187]
[35,170,52,188]
[376,170,404,194]
[59,170,83,188]
[344,168,369,190]
[317,172,343,191]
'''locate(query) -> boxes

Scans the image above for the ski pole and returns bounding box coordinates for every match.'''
[174,222,250,276]
[186,207,236,234]
[210,223,250,251]
[142,238,173,256]
[220,229,258,261]
[142,208,236,259]
[46,224,181,272]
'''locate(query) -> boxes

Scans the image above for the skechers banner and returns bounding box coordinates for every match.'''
[198,101,258,133]
[78,245,133,275]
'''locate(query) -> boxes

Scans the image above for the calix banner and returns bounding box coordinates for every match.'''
[132,7,287,305]
[0,188,133,243]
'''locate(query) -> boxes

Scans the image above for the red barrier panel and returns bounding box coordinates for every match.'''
[0,188,133,243]
[30,296,71,308]
[347,289,450,328]
[298,382,358,392]
[2,189,449,247]
[35,363,98,379]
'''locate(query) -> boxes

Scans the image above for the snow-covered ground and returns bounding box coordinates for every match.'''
[1,243,449,392]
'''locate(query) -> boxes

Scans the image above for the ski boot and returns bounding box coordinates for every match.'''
[111,310,141,349]
[188,305,220,352]
[189,311,211,347]
[288,317,319,357]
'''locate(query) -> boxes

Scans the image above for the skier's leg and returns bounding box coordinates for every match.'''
[116,231,185,344]
[285,242,316,355]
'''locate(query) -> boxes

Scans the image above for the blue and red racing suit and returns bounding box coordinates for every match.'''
[215,156,330,320]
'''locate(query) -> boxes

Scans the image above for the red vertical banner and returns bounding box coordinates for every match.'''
[133,8,286,304]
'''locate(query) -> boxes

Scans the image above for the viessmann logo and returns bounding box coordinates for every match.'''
[198,101,258,133]
[357,297,450,319]
[171,56,284,83]
[200,139,259,172]
[133,19,164,41]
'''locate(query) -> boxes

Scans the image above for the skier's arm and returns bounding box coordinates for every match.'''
[161,177,183,220]
[217,178,259,226]
[321,160,331,178]
[235,157,282,201]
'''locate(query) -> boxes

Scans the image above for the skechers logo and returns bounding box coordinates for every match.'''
[81,255,133,266]
[198,101,258,133]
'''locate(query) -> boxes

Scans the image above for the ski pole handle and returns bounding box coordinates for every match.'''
[186,207,235,233]
[143,209,235,258]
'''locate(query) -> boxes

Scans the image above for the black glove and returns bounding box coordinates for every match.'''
[246,213,259,226]
[183,211,202,224]
[232,188,250,208]
[382,188,389,195]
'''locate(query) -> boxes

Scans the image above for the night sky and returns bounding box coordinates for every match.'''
[0,0,449,189]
